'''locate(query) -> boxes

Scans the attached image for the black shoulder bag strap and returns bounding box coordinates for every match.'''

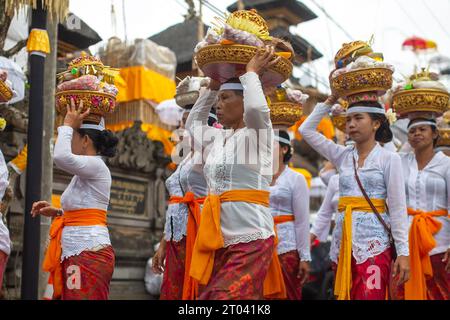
[352,156,397,258]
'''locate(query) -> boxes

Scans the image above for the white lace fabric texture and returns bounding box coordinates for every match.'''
[299,104,410,264]
[163,154,207,242]
[401,151,450,255]
[54,126,113,260]
[311,174,339,242]
[270,167,311,261]
[186,72,276,247]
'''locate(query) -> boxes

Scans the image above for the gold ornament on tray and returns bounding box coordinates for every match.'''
[55,90,116,123]
[331,99,348,132]
[0,79,13,103]
[267,87,303,128]
[55,52,119,123]
[330,67,393,99]
[195,9,293,87]
[392,69,449,118]
[195,44,292,86]
[436,128,450,148]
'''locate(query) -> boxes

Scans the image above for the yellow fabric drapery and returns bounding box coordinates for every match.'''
[9,144,28,174]
[26,29,51,54]
[106,121,174,156]
[289,115,335,141]
[115,66,176,104]
[288,165,312,188]
[335,196,387,300]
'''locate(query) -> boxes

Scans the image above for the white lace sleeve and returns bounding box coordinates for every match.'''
[53,126,106,178]
[299,103,347,167]
[384,152,409,257]
[311,175,338,242]
[240,72,271,130]
[292,173,311,261]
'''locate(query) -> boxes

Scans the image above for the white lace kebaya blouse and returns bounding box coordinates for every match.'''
[164,152,208,242]
[269,167,311,261]
[400,151,450,255]
[54,126,112,260]
[311,173,339,243]
[0,149,10,256]
[186,72,275,247]
[299,103,409,264]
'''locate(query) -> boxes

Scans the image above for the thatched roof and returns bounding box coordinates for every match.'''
[6,0,69,22]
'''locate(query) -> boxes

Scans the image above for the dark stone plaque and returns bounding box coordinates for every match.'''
[109,175,148,216]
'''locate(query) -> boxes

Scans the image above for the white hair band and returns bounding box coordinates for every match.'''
[274,135,291,145]
[346,106,386,115]
[408,120,437,131]
[219,83,244,91]
[80,117,105,131]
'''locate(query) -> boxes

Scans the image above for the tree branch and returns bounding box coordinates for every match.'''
[0,39,27,58]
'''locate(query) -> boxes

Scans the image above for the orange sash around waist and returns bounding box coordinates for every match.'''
[189,189,286,299]
[273,215,295,225]
[263,215,295,299]
[42,209,107,300]
[404,208,448,300]
[168,192,205,300]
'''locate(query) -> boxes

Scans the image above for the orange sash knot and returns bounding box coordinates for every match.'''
[404,208,448,300]
[42,209,107,300]
[189,189,286,298]
[263,215,294,299]
[169,192,205,300]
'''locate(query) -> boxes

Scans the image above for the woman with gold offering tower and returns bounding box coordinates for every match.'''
[152,76,218,300]
[186,9,293,299]
[267,86,312,300]
[389,69,450,300]
[299,39,410,300]
[31,53,119,300]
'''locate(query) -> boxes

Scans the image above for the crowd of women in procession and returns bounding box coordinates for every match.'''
[0,8,449,301]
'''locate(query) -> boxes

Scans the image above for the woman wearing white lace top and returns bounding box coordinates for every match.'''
[392,118,450,300]
[269,130,310,300]
[152,106,215,300]
[299,93,410,300]
[186,46,286,300]
[0,149,10,298]
[311,173,339,245]
[31,100,118,300]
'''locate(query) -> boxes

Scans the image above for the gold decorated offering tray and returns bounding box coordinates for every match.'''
[194,9,293,86]
[55,52,119,123]
[330,67,393,99]
[55,90,116,123]
[267,87,303,127]
[196,44,293,87]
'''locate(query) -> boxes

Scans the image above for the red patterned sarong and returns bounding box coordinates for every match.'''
[278,250,302,300]
[160,237,186,300]
[61,246,115,300]
[391,252,449,300]
[0,251,8,297]
[198,237,274,300]
[333,248,392,300]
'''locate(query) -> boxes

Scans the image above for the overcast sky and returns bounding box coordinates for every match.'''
[69,0,450,92]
